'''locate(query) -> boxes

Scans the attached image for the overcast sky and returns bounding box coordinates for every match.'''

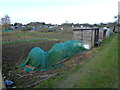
[0,0,119,24]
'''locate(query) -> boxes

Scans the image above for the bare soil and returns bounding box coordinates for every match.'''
[2,41,60,64]
[2,41,95,88]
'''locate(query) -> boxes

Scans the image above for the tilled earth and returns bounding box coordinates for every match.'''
[2,41,95,88]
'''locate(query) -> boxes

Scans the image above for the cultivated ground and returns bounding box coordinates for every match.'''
[2,31,119,88]
[2,31,74,88]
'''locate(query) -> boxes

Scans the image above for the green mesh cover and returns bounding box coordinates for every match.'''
[20,40,88,72]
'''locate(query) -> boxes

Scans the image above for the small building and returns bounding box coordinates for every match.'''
[73,27,99,49]
[99,27,111,41]
[59,23,73,31]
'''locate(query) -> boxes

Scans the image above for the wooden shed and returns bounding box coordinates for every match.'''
[73,28,99,49]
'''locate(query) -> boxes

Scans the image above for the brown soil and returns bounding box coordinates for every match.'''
[2,41,60,64]
[2,41,95,88]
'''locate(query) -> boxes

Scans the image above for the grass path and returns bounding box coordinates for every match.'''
[35,34,118,88]
[56,34,118,88]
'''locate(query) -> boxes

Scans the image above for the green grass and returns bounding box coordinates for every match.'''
[2,31,73,41]
[34,33,118,88]
[2,38,65,45]
[2,31,73,44]
[75,35,118,88]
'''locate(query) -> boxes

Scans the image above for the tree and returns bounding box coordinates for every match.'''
[113,15,120,27]
[118,15,120,24]
[1,14,11,30]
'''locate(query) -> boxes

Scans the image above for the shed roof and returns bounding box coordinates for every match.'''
[73,28,99,31]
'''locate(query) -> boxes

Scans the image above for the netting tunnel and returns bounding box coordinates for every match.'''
[20,40,88,72]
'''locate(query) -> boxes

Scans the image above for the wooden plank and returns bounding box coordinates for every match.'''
[27,73,57,88]
[25,65,36,70]
[52,58,69,67]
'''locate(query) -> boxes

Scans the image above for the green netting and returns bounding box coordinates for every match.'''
[2,30,13,32]
[20,40,88,72]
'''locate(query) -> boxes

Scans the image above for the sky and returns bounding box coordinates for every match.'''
[0,0,119,25]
